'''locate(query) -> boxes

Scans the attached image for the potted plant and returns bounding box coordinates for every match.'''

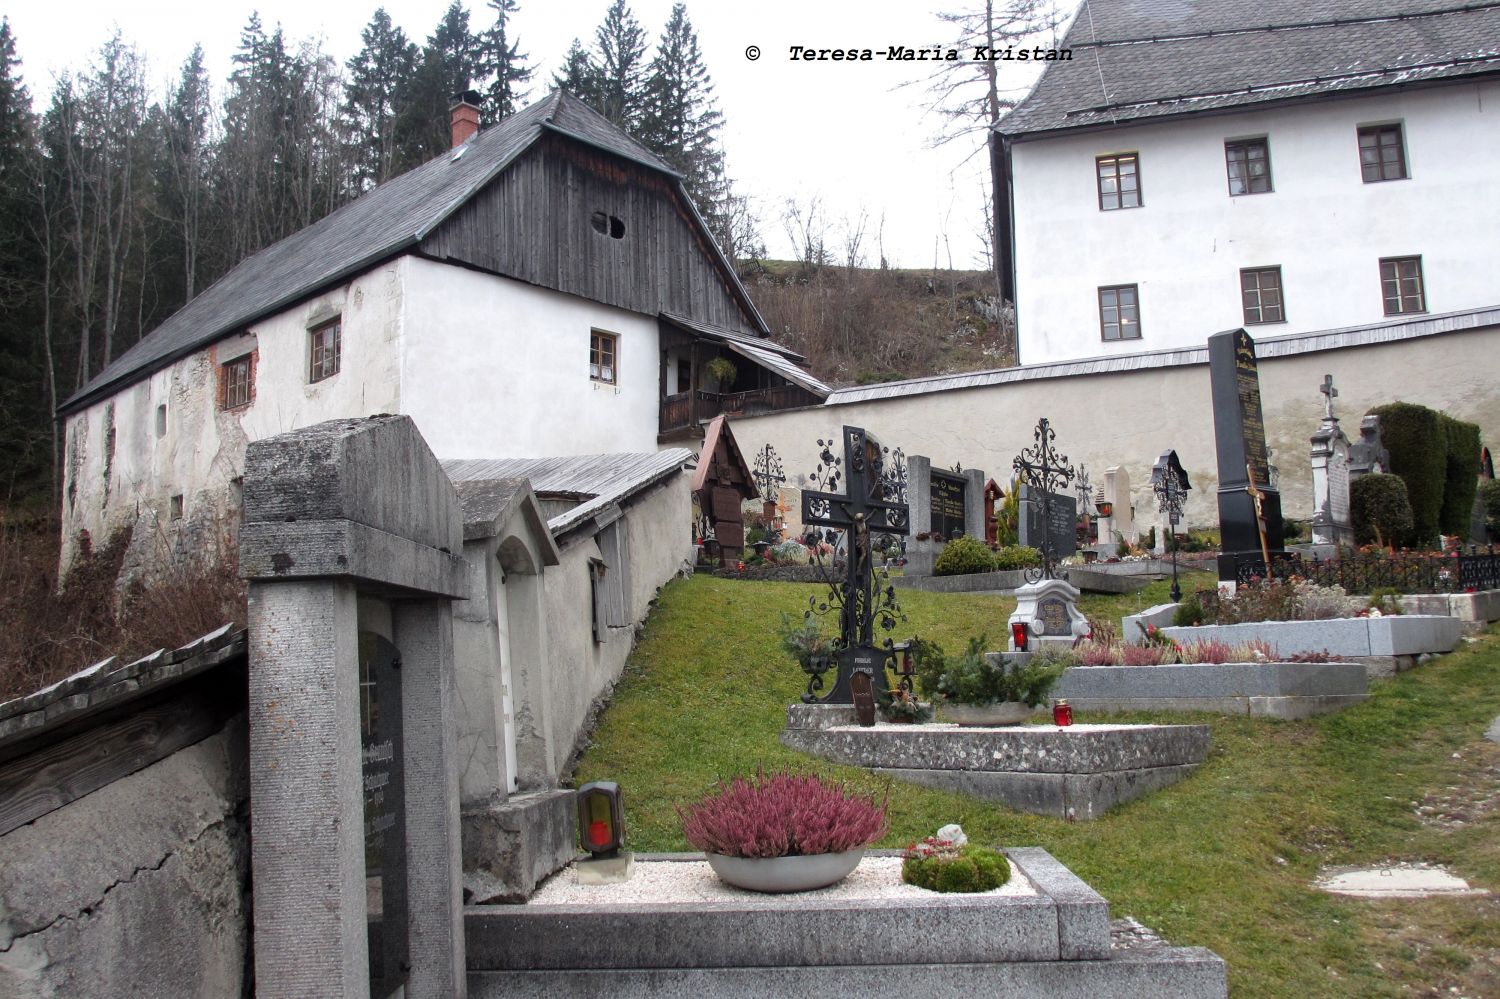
[778,612,834,678]
[879,687,932,723]
[677,770,889,892]
[913,637,1070,726]
[705,355,738,388]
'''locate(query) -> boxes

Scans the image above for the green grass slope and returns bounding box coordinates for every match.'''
[575,574,1500,998]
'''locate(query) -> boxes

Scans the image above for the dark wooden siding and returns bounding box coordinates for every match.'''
[420,135,761,334]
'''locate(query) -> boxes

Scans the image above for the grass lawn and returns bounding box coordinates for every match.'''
[575,572,1500,997]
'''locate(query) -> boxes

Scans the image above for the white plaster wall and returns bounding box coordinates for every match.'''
[400,257,662,460]
[732,325,1500,534]
[60,261,406,567]
[541,473,692,779]
[1012,83,1500,363]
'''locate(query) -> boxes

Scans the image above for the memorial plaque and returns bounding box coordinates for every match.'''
[1037,598,1069,637]
[849,667,877,728]
[929,471,967,540]
[1019,485,1077,560]
[359,632,409,998]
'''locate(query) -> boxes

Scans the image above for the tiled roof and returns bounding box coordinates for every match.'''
[999,0,1500,137]
[60,92,704,415]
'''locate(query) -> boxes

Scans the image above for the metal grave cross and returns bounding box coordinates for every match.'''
[1013,417,1076,580]
[1320,374,1339,422]
[800,426,909,702]
[752,443,786,502]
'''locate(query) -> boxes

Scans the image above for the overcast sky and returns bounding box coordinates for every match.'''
[6,1,1066,268]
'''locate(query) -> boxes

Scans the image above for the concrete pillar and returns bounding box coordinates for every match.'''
[907,455,932,539]
[963,468,986,541]
[393,601,467,999]
[508,569,556,788]
[248,579,367,998]
[455,538,506,804]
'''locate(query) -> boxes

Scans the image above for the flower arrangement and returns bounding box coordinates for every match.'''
[901,824,1010,893]
[913,636,1069,707]
[778,612,834,674]
[1074,636,1278,666]
[879,687,933,723]
[677,770,888,859]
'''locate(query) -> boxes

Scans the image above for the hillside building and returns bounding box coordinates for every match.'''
[993,0,1500,364]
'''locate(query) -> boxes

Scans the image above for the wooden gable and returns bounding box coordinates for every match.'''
[419,135,761,335]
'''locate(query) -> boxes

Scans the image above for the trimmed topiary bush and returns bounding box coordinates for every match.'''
[1437,415,1482,537]
[1369,403,1445,546]
[991,544,1041,570]
[1351,473,1414,548]
[933,535,997,576]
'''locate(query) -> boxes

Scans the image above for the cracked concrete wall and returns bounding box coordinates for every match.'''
[0,720,250,998]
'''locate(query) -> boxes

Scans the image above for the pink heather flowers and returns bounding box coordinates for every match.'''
[677,770,889,859]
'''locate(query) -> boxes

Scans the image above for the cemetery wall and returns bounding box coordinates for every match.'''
[734,321,1500,532]
[0,723,250,997]
[544,476,692,778]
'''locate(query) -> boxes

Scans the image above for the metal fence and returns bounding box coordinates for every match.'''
[1233,546,1500,594]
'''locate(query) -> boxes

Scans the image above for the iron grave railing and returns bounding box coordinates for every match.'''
[1232,545,1500,594]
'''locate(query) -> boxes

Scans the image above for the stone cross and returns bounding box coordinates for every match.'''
[1320,374,1339,422]
[800,426,909,702]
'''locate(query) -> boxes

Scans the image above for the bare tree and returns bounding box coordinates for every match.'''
[837,207,869,271]
[781,195,830,270]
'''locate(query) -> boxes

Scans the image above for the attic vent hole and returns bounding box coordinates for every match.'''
[591,211,626,239]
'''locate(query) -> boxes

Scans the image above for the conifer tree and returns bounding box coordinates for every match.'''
[399,1,483,163]
[553,38,602,108]
[479,0,531,124]
[591,0,648,131]
[641,4,723,211]
[343,8,418,187]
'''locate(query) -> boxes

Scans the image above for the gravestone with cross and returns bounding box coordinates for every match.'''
[1209,328,1286,584]
[1008,418,1091,650]
[1013,417,1077,582]
[752,442,786,522]
[1309,373,1354,548]
[800,426,910,706]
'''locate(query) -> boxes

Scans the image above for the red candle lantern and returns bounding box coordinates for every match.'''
[1052,699,1073,727]
[1010,621,1029,651]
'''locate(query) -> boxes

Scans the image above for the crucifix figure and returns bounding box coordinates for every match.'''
[1013,417,1076,581]
[800,426,909,703]
[1245,462,1272,572]
[1320,374,1339,422]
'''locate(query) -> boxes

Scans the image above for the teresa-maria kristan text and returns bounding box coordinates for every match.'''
[788,45,1072,62]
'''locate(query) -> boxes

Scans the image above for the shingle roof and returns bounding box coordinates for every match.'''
[60,92,696,415]
[999,0,1500,137]
[661,313,831,396]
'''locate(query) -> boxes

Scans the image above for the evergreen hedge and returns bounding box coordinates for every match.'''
[1479,480,1500,541]
[932,536,997,576]
[1438,415,1482,537]
[1368,403,1445,546]
[1350,474,1414,548]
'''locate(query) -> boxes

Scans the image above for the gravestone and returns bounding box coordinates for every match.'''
[1095,466,1137,553]
[904,455,986,576]
[930,469,968,540]
[1348,414,1390,479]
[1150,450,1191,557]
[1209,328,1286,585]
[1008,576,1091,650]
[1309,375,1354,547]
[1019,484,1077,561]
[800,426,910,705]
[240,415,469,998]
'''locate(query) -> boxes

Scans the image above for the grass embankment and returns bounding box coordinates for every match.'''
[576,573,1500,997]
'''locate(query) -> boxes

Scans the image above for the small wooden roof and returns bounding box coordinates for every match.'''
[690,415,758,499]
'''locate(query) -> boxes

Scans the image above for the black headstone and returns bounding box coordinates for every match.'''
[1208,329,1285,582]
[929,470,967,540]
[1019,485,1077,561]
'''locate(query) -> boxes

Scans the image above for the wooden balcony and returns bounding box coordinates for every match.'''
[659,385,821,440]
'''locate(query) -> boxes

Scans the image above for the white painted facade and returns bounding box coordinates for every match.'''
[61,255,670,565]
[1011,82,1500,364]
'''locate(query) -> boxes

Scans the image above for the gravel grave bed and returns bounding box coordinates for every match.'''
[527,855,1037,906]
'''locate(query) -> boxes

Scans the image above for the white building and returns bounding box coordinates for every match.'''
[993,0,1500,364]
[57,91,825,572]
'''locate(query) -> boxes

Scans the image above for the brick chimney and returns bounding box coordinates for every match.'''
[450,90,482,148]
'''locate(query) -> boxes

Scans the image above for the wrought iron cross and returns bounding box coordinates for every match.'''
[1320,374,1339,422]
[800,426,909,701]
[1076,463,1093,516]
[1013,417,1076,580]
[752,443,785,502]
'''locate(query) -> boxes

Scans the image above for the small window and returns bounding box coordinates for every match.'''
[1098,285,1141,341]
[1358,124,1407,182]
[155,404,167,438]
[1225,138,1272,195]
[169,494,184,520]
[309,318,342,383]
[1379,256,1425,315]
[1096,153,1141,210]
[1240,267,1285,324]
[221,355,252,410]
[590,211,626,239]
[590,330,618,384]
[676,359,692,394]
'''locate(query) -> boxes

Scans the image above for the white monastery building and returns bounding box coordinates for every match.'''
[993,0,1500,364]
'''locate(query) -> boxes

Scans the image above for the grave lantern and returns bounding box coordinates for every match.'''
[1011,621,1030,652]
[577,781,625,856]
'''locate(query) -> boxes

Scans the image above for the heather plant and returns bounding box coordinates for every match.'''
[677,770,889,858]
[1231,639,1276,661]
[1076,639,1125,667]
[1291,581,1364,620]
[1178,639,1234,664]
[1285,649,1335,663]
[1121,643,1176,666]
